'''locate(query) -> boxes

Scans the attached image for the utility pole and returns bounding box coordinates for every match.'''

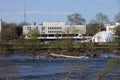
[0,19,2,40]
[24,0,26,24]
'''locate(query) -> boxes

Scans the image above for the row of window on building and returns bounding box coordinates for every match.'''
[48,31,62,33]
[48,27,62,29]
[27,27,39,30]
[26,26,62,30]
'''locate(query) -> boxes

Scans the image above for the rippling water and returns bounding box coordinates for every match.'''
[0,54,120,80]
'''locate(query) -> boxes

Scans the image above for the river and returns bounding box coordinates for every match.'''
[0,53,119,80]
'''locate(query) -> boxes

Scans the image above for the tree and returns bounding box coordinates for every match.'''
[16,22,29,38]
[56,28,74,52]
[114,12,120,22]
[56,38,74,52]
[86,23,104,36]
[114,25,120,46]
[88,13,109,35]
[91,13,109,25]
[28,29,40,38]
[16,25,22,37]
[67,13,86,25]
[96,13,109,24]
[1,22,27,40]
[115,25,120,36]
[27,29,40,49]
[1,22,17,42]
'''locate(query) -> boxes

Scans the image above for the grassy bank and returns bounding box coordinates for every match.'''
[0,43,120,56]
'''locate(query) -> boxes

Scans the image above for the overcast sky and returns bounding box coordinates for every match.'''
[0,0,119,24]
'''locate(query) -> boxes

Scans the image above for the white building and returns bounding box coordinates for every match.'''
[105,22,120,34]
[23,22,86,39]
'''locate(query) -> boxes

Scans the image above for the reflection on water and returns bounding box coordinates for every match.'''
[0,54,120,80]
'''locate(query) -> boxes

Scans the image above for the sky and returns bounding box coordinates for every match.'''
[0,0,120,24]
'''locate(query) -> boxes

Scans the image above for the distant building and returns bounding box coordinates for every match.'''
[23,22,86,39]
[105,22,120,34]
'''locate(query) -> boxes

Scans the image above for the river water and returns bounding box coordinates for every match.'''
[0,53,120,80]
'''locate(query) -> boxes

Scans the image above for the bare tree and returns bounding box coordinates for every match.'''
[67,13,86,25]
[91,13,109,25]
[86,23,103,36]
[114,12,120,22]
[96,13,109,24]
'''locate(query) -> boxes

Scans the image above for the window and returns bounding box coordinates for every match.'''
[36,27,38,29]
[41,26,45,33]
[27,27,31,30]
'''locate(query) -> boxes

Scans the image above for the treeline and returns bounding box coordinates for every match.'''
[1,22,23,41]
[1,12,120,40]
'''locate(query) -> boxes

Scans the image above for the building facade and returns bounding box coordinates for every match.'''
[105,22,120,34]
[23,22,86,39]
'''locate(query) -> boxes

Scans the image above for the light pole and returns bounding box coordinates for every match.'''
[24,0,26,24]
[0,19,2,40]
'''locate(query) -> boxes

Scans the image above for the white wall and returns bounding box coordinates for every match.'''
[105,22,120,34]
[23,22,86,36]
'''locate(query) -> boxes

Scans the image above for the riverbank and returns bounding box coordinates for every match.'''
[0,44,120,59]
[0,47,120,59]
[0,42,120,55]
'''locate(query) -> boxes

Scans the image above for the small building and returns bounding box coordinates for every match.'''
[105,22,120,34]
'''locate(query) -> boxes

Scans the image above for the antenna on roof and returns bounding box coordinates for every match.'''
[24,0,26,24]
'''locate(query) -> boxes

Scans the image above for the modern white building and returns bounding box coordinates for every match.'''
[105,22,120,34]
[23,22,86,39]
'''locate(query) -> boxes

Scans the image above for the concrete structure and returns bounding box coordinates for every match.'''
[23,22,86,39]
[105,22,120,34]
[92,31,115,43]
